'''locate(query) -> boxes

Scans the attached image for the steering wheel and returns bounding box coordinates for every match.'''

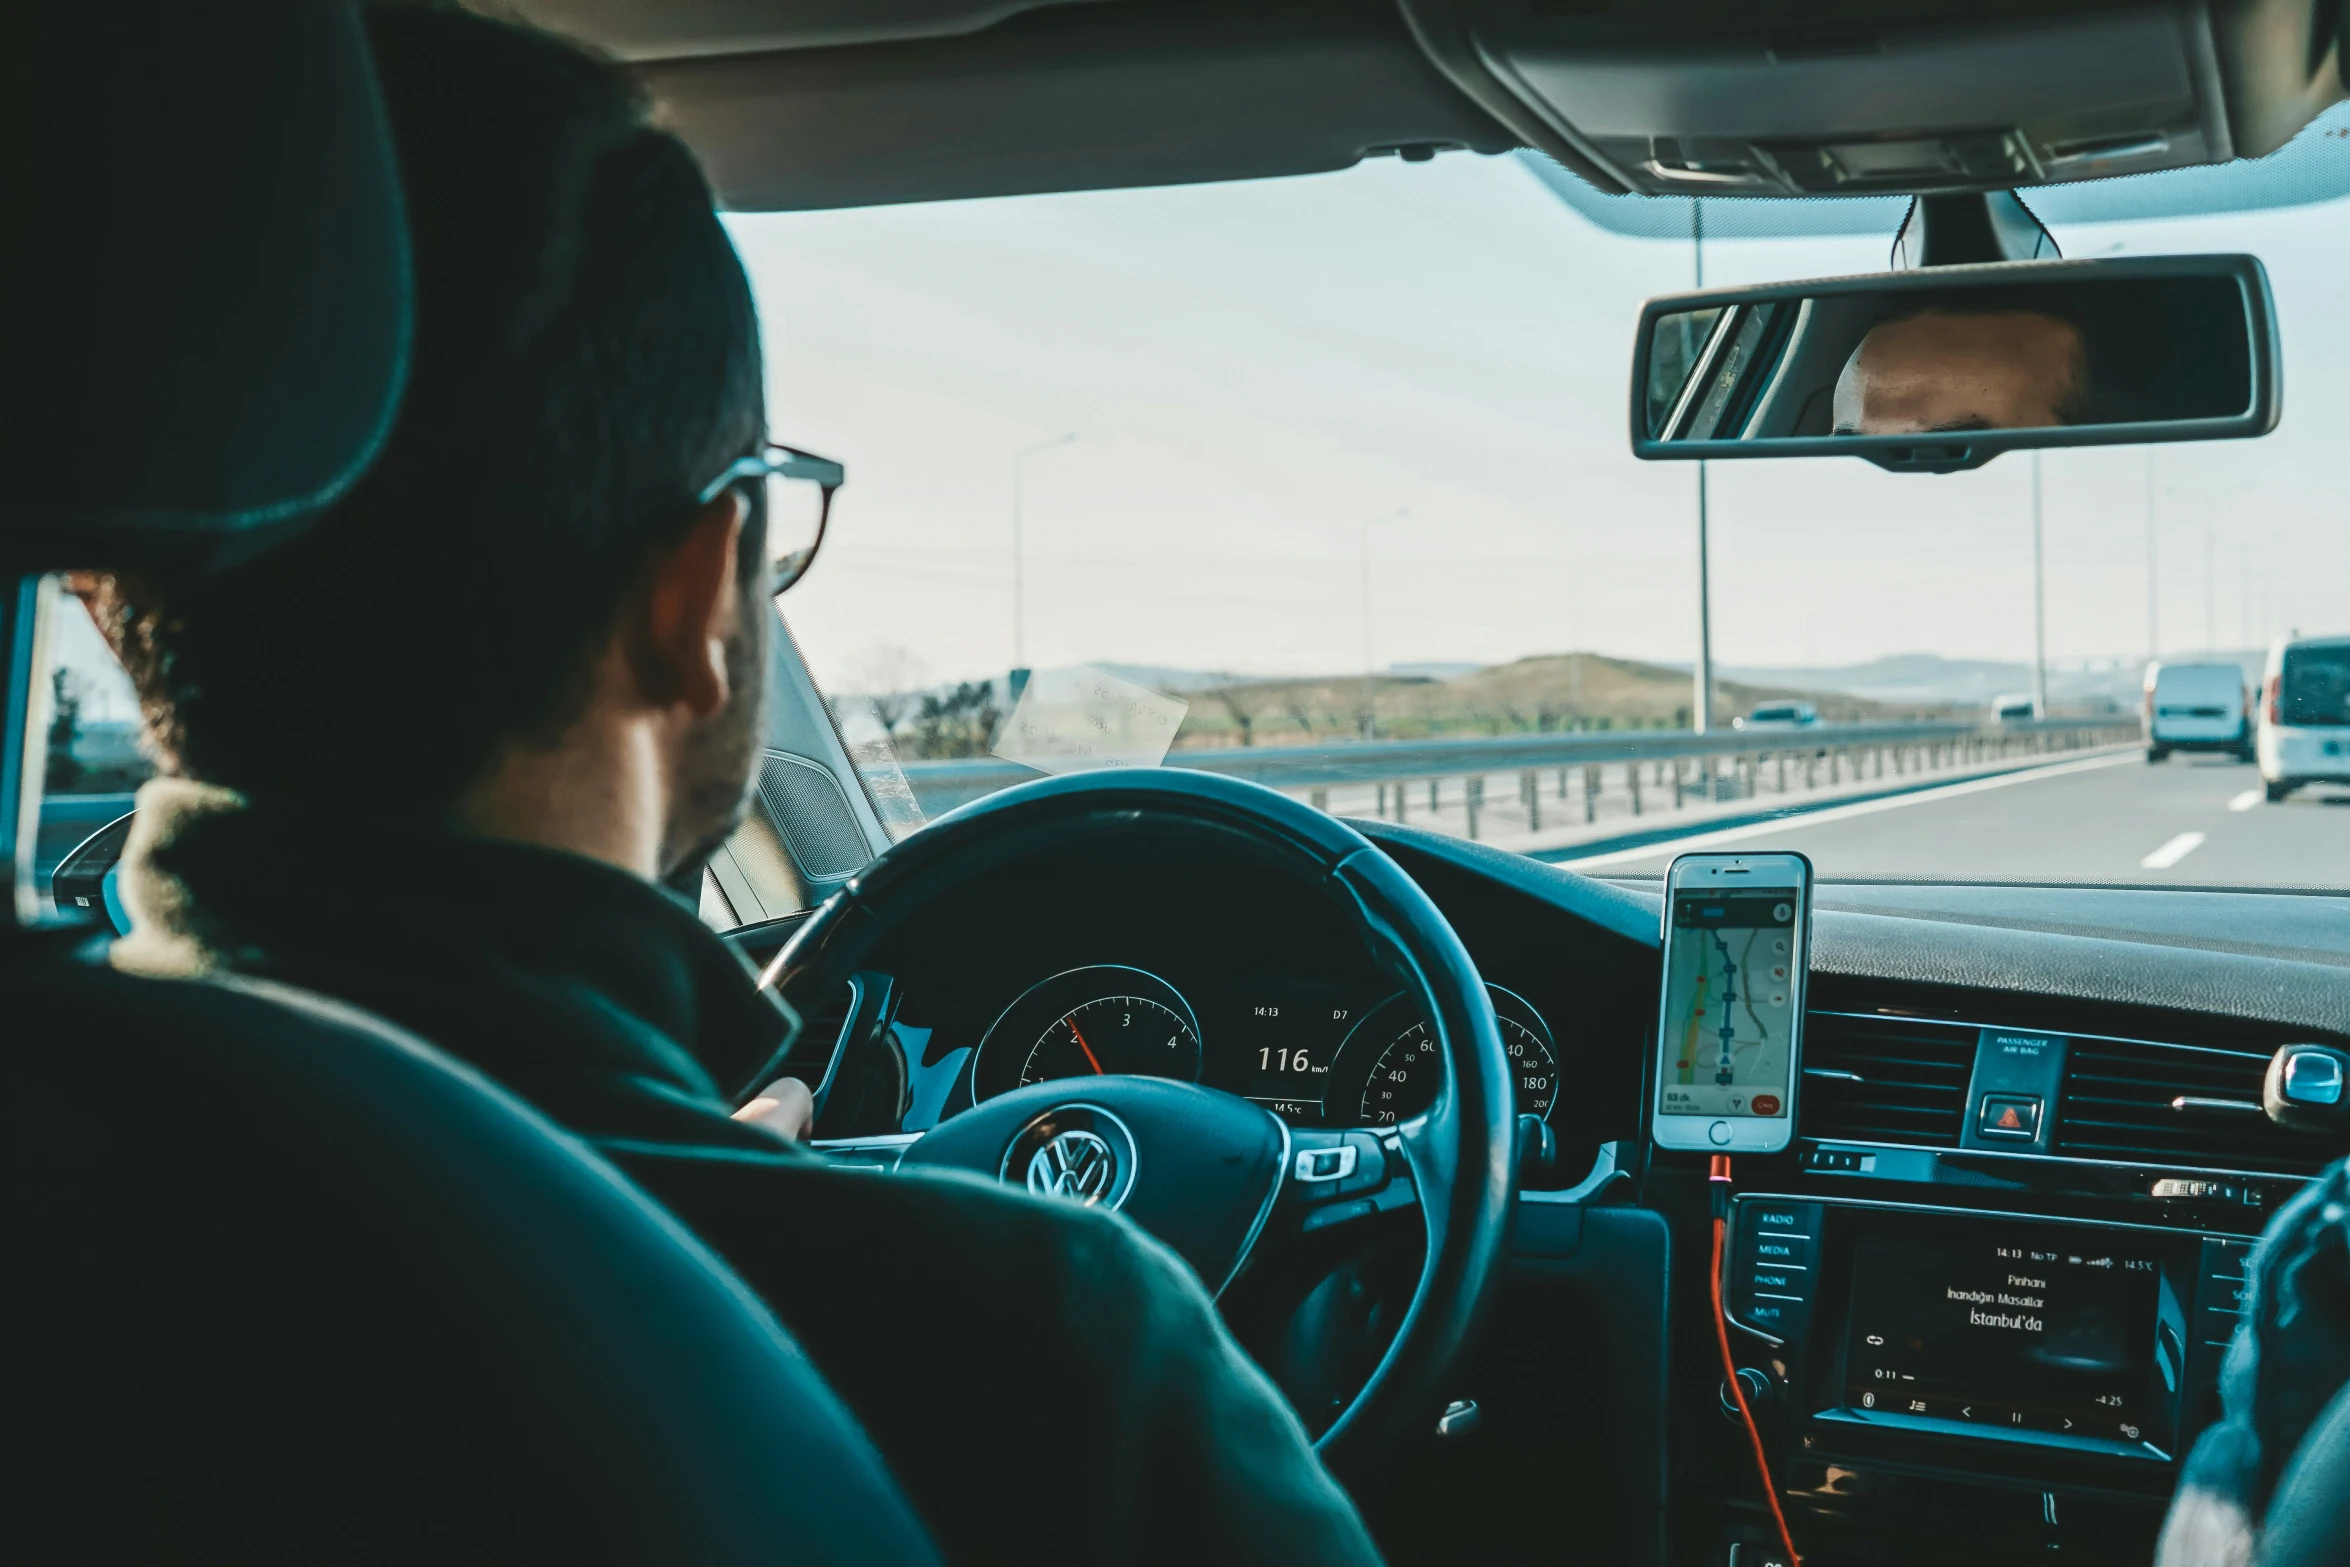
[761,769,1517,1480]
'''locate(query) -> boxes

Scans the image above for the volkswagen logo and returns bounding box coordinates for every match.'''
[1001,1105,1138,1211]
[1025,1129,1117,1204]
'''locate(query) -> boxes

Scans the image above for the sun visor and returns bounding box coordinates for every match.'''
[1401,1,2346,201]
[0,1,410,575]
[635,1,1518,212]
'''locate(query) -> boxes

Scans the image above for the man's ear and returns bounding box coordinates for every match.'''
[637,490,748,718]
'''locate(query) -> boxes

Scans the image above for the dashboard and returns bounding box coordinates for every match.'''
[965,962,1559,1127]
[778,827,1650,1175]
[762,817,2350,1566]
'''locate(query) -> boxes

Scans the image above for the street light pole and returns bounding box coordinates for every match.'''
[2204,522,2216,654]
[2031,451,2049,719]
[1689,198,1716,738]
[1360,507,1410,739]
[2144,449,2159,662]
[1568,559,1587,722]
[1011,432,1076,677]
[1694,463,1714,733]
[2241,542,2253,650]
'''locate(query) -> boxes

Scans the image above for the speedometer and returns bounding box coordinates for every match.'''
[1335,986,1560,1127]
[973,965,1204,1102]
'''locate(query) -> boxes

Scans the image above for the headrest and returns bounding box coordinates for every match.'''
[0,0,409,575]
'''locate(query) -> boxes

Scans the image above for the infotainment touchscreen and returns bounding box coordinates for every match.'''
[1843,1229,2162,1448]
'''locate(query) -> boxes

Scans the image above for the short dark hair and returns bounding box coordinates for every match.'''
[106,4,764,817]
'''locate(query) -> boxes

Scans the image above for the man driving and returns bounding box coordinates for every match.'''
[2155,1159,2350,1567]
[1832,303,2090,434]
[92,7,1382,1565]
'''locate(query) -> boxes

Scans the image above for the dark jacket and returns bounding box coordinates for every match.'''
[2158,1160,2350,1567]
[115,782,1382,1567]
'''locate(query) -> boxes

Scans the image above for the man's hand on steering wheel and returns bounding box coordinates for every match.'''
[758,770,1519,1483]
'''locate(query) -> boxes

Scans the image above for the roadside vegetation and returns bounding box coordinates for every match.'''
[840,647,1958,759]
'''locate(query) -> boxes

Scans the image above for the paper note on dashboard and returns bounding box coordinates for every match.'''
[992,665,1189,775]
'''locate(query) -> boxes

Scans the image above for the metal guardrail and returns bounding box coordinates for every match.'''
[898,717,2139,828]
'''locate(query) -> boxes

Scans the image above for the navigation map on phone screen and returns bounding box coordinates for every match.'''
[1658,889,1798,1119]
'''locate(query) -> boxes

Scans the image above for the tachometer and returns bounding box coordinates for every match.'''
[1019,994,1202,1088]
[973,965,1204,1102]
[1335,986,1559,1127]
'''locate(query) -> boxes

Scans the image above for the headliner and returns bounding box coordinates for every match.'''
[491,0,2347,213]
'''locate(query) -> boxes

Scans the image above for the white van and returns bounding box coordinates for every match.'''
[2142,661,2252,763]
[2257,635,2350,800]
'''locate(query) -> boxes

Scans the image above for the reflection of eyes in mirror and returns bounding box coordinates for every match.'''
[1831,306,2087,435]
[1637,269,2259,459]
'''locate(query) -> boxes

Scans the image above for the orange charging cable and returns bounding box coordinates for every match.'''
[1711,1154,1802,1567]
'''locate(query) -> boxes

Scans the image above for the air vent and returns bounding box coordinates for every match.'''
[1801,1013,1976,1147]
[776,990,852,1083]
[2057,1039,2347,1176]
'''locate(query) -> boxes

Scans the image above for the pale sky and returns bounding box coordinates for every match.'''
[733,148,2350,697]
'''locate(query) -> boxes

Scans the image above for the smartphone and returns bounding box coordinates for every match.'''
[1651,851,1812,1155]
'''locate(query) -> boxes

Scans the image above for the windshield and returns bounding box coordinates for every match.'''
[729,127,2350,891]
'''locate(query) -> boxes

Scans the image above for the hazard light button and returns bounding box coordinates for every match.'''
[1977,1094,2042,1139]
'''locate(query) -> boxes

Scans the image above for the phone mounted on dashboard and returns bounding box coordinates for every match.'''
[1651,851,1814,1156]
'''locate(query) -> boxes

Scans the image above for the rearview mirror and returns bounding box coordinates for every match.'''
[1630,256,2278,473]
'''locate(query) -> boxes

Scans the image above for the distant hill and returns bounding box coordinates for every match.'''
[1717,654,2038,706]
[1086,662,1273,694]
[1719,650,2268,715]
[1169,652,1954,749]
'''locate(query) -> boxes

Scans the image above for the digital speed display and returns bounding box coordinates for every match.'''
[1843,1230,2162,1448]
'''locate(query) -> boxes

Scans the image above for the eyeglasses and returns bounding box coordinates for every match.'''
[696,442,845,594]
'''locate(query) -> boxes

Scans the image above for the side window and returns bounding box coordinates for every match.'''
[37,580,153,919]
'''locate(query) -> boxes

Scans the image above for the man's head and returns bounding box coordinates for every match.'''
[1832,305,2088,435]
[100,5,768,878]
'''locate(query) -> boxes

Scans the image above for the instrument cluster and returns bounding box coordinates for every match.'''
[968,964,1562,1128]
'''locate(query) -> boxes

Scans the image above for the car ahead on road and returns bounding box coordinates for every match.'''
[20,6,2350,1567]
[2259,634,2350,800]
[2144,660,2254,763]
[1731,700,1819,731]
[1991,692,2040,723]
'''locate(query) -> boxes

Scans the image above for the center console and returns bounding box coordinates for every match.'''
[1725,1196,2248,1498]
[1674,1006,2338,1562]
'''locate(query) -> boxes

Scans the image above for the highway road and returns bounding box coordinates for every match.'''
[1555,751,2350,887]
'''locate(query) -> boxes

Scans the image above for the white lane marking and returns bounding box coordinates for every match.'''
[2228,789,2263,813]
[1555,750,2142,869]
[2140,832,2208,870]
